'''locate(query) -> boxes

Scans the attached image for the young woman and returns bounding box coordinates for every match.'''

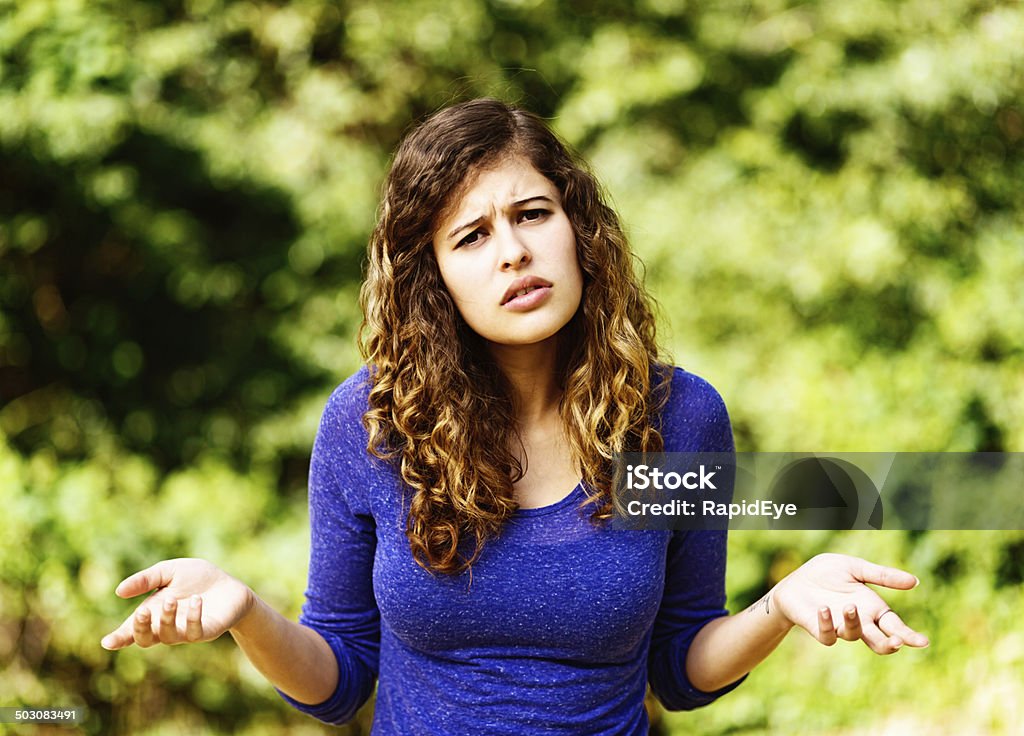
[101,99,928,734]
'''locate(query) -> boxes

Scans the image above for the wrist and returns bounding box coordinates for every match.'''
[755,584,795,637]
[229,586,263,639]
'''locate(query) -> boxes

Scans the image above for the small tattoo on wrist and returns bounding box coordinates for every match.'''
[748,592,772,616]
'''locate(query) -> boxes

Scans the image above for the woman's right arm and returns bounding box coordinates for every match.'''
[230,591,339,705]
[99,557,339,705]
[102,373,382,724]
[230,585,337,704]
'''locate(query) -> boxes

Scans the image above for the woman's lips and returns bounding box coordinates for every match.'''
[502,285,552,311]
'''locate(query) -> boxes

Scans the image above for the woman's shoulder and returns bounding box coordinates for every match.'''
[663,365,729,415]
[323,365,373,418]
[314,366,373,454]
[658,365,734,453]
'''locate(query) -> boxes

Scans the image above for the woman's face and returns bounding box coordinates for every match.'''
[431,156,584,349]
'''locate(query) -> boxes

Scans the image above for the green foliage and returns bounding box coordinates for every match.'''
[570,0,1024,454]
[1,0,1022,733]
[0,436,334,734]
[686,530,1024,735]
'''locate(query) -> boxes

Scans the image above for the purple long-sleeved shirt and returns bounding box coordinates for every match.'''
[277,365,745,734]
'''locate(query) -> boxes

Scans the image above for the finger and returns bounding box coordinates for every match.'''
[839,605,863,642]
[116,560,176,599]
[133,607,156,648]
[859,611,904,654]
[101,617,136,650]
[186,595,203,642]
[860,621,903,654]
[853,559,919,591]
[158,597,180,644]
[817,606,837,646]
[877,609,930,648]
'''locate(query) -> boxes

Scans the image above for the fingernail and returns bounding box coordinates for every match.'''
[845,607,856,618]
[913,576,920,588]
[164,599,175,611]
[191,595,201,607]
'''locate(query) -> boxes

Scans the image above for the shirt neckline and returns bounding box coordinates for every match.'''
[512,481,586,517]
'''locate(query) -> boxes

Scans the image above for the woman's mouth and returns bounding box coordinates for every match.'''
[502,285,552,311]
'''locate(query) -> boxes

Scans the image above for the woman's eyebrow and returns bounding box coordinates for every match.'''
[447,216,484,240]
[446,195,557,240]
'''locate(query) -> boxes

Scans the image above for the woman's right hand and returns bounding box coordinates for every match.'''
[100,558,255,651]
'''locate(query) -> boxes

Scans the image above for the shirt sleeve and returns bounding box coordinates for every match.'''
[275,372,381,725]
[646,368,747,710]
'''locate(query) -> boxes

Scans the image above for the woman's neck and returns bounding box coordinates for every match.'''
[487,337,562,426]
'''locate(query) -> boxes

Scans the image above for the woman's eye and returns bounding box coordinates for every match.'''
[519,209,548,222]
[456,230,483,248]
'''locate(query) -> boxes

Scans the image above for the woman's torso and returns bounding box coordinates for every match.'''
[368,472,670,735]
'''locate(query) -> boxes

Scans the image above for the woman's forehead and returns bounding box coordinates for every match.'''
[441,157,559,220]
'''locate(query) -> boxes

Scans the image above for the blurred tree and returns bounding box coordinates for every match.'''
[1,0,1022,734]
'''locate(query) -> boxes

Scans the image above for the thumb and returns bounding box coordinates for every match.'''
[115,560,175,598]
[855,559,920,590]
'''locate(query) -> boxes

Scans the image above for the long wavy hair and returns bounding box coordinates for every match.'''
[359,98,670,576]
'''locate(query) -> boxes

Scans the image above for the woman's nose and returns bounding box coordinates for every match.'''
[498,229,531,271]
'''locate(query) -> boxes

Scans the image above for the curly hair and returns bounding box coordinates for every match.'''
[359,98,671,576]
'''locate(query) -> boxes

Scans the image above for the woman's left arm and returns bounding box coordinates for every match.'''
[685,552,930,693]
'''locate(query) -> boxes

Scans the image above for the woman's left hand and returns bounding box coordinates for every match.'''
[770,553,930,654]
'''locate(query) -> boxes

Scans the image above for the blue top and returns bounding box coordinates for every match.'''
[276,365,745,734]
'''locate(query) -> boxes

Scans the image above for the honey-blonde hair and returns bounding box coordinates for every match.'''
[359,99,670,575]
